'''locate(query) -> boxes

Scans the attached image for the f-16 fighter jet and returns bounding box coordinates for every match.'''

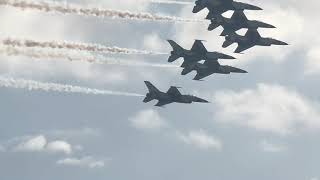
[222,28,288,53]
[193,0,262,19]
[168,40,235,68]
[208,10,275,36]
[143,81,209,107]
[181,60,247,80]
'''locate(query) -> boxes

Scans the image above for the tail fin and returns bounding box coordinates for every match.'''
[167,40,184,62]
[143,81,159,103]
[144,81,160,94]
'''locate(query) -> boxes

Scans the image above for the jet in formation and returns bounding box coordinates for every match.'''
[168,39,235,68]
[181,60,247,81]
[143,81,209,107]
[208,10,275,36]
[222,28,289,53]
[193,0,262,19]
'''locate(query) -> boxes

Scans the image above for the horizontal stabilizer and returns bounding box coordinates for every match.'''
[168,54,180,62]
[181,66,194,75]
[208,23,220,31]
[143,96,154,103]
[222,40,234,48]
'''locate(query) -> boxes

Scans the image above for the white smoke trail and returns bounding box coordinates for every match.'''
[0,0,201,22]
[1,37,167,55]
[0,76,144,97]
[0,45,179,68]
[151,0,193,5]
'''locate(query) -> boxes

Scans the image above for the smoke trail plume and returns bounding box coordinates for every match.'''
[1,37,166,55]
[151,0,193,5]
[0,45,179,68]
[0,0,201,22]
[0,76,144,97]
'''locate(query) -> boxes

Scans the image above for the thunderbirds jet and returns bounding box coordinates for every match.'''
[168,40,235,68]
[181,60,247,80]
[143,81,209,107]
[222,28,288,53]
[208,10,275,36]
[193,0,262,19]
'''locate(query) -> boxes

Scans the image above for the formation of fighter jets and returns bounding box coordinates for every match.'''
[143,0,288,107]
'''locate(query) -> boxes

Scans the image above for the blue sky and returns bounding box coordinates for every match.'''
[0,0,319,180]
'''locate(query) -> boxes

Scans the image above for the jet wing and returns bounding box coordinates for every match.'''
[167,86,182,97]
[234,43,255,53]
[203,59,220,67]
[245,28,261,39]
[155,100,172,107]
[191,40,207,54]
[231,10,248,22]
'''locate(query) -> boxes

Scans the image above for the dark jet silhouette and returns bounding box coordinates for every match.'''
[168,40,235,68]
[222,28,288,53]
[143,81,209,107]
[208,10,275,36]
[181,60,247,81]
[193,0,262,19]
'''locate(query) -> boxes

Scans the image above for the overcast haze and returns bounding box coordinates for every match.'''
[0,0,319,180]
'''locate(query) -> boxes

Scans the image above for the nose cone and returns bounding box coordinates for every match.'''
[273,40,289,45]
[257,21,276,28]
[266,24,276,28]
[251,6,263,10]
[193,96,209,103]
[236,69,248,73]
[247,4,263,10]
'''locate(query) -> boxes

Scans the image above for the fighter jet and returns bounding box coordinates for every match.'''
[193,0,262,19]
[181,60,247,80]
[143,81,209,107]
[222,28,288,53]
[208,10,276,36]
[168,40,235,68]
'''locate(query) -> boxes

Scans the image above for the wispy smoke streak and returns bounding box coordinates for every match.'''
[0,76,144,97]
[0,45,179,68]
[0,0,201,22]
[1,37,166,55]
[151,0,193,5]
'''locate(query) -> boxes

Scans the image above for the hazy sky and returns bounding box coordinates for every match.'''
[0,0,319,180]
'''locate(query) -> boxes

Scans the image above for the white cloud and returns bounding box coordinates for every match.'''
[129,109,167,130]
[0,144,6,152]
[56,156,106,169]
[177,130,222,151]
[14,135,47,152]
[46,127,102,138]
[305,46,320,75]
[260,140,286,153]
[46,141,72,154]
[214,84,320,135]
[0,7,130,85]
[143,33,168,52]
[13,135,73,154]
